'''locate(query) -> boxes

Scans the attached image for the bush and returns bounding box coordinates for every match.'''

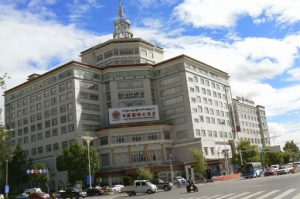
[122,176,133,186]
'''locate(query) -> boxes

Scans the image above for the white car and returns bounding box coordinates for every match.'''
[0,194,4,199]
[111,185,124,193]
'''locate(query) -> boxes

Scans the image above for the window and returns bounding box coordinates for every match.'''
[61,115,67,123]
[46,145,52,152]
[59,84,66,92]
[45,130,51,138]
[37,132,43,140]
[61,126,67,134]
[44,90,50,98]
[60,105,66,113]
[45,120,50,128]
[31,134,36,142]
[204,147,208,155]
[51,97,57,105]
[38,146,43,154]
[45,110,50,118]
[132,136,142,142]
[53,143,59,151]
[100,136,108,145]
[210,147,215,155]
[62,141,68,149]
[52,118,58,126]
[68,124,75,132]
[116,136,125,143]
[52,129,58,136]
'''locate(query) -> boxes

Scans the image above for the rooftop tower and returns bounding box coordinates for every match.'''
[113,0,133,39]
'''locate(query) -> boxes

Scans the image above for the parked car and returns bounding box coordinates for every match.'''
[86,187,103,196]
[174,176,187,186]
[59,188,86,199]
[264,167,277,176]
[271,164,279,171]
[151,179,173,191]
[111,185,124,193]
[286,164,294,172]
[29,192,50,199]
[0,194,4,199]
[277,165,289,175]
[16,193,29,199]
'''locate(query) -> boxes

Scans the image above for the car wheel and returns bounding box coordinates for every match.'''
[147,190,152,194]
[163,186,170,191]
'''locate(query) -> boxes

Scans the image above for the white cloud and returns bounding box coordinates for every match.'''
[0,4,110,115]
[133,27,300,118]
[67,0,103,22]
[269,122,300,148]
[287,67,300,81]
[174,0,300,28]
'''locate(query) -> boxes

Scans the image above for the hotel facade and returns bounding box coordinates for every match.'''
[4,1,270,187]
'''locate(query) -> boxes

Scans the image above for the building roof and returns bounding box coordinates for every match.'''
[5,54,229,94]
[80,38,164,55]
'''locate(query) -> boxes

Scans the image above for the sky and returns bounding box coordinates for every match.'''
[0,0,300,148]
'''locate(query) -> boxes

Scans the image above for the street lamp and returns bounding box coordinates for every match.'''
[169,154,174,183]
[80,134,96,188]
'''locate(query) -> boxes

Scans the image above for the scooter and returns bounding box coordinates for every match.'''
[186,181,198,193]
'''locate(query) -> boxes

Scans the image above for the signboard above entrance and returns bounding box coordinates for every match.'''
[109,105,159,124]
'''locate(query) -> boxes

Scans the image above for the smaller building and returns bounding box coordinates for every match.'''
[232,97,270,148]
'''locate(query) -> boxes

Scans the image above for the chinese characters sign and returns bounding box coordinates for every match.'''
[109,105,159,124]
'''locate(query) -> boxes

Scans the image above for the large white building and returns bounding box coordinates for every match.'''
[4,1,270,188]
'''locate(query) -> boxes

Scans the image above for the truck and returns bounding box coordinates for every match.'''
[151,179,173,191]
[124,180,158,196]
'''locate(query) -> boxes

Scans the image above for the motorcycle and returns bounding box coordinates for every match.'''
[186,181,198,193]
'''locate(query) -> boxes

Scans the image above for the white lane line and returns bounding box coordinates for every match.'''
[291,193,300,199]
[214,193,236,199]
[273,189,296,199]
[242,191,265,199]
[204,195,222,199]
[256,190,280,199]
[227,192,250,199]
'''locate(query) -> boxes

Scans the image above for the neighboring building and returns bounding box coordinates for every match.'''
[3,1,269,188]
[232,97,270,147]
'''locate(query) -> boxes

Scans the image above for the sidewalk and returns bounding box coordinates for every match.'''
[211,173,241,182]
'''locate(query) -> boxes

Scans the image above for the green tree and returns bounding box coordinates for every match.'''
[232,140,260,166]
[283,141,299,153]
[7,145,30,194]
[190,146,207,181]
[30,162,50,192]
[61,142,99,185]
[0,128,13,187]
[137,167,154,180]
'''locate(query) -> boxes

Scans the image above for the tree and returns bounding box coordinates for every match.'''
[61,142,99,185]
[283,141,299,154]
[0,128,13,187]
[232,140,260,166]
[30,162,50,193]
[137,167,154,180]
[7,145,30,194]
[190,146,207,181]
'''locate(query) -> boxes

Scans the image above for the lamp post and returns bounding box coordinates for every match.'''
[80,134,96,188]
[169,154,174,183]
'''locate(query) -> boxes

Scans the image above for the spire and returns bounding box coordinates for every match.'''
[113,0,133,39]
[119,0,124,18]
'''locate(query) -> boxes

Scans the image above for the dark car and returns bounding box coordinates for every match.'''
[151,179,173,191]
[264,167,277,176]
[86,188,103,196]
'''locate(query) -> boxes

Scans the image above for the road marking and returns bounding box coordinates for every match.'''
[213,193,236,199]
[242,191,264,199]
[256,190,280,199]
[227,192,250,199]
[291,193,300,199]
[204,195,221,199]
[273,189,296,199]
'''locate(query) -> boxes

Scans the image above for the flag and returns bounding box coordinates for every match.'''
[150,149,156,161]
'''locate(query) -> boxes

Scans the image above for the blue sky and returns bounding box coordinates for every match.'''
[0,0,300,147]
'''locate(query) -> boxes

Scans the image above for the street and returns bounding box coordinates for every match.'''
[98,173,300,199]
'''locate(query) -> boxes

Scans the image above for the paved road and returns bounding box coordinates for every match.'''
[96,173,300,199]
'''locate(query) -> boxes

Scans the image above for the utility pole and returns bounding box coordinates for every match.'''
[80,134,96,188]
[169,154,174,183]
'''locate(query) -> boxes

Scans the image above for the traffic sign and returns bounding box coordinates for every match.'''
[5,185,9,194]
